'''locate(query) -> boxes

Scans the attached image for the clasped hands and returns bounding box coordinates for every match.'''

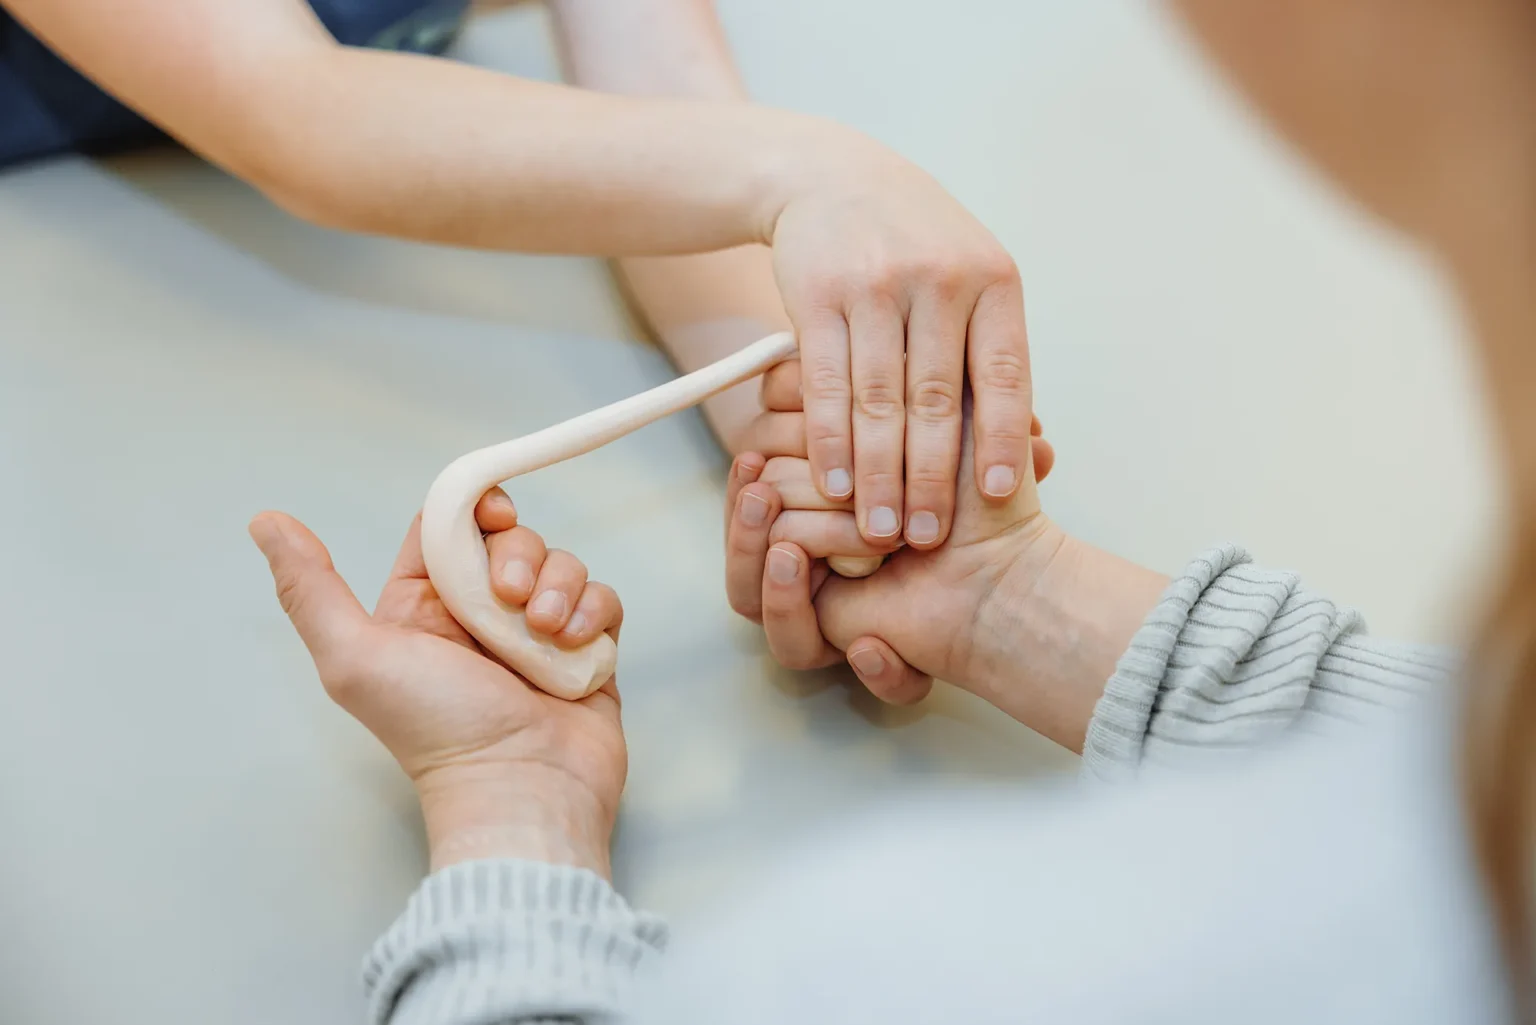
[729,356,1057,706]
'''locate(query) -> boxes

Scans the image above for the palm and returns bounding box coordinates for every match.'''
[360,531,627,813]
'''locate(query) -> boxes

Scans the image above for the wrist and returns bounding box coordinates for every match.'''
[415,763,616,879]
[749,112,904,245]
[969,527,1169,753]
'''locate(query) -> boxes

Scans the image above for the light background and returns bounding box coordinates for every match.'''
[0,3,1497,1022]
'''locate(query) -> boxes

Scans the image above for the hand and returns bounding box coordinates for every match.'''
[767,147,1034,552]
[728,400,1165,753]
[727,360,1055,607]
[249,489,626,878]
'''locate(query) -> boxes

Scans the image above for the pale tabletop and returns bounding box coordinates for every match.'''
[0,3,1493,1023]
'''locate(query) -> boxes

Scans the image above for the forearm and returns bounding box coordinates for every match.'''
[265,47,837,254]
[12,0,871,264]
[550,0,792,451]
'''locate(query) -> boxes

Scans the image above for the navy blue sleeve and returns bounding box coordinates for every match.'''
[0,0,469,171]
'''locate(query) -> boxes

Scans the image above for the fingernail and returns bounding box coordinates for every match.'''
[501,560,535,595]
[825,468,853,498]
[867,506,899,538]
[565,611,588,636]
[849,648,886,679]
[906,510,940,544]
[767,548,801,584]
[485,490,515,512]
[983,464,1017,497]
[530,590,568,621]
[740,491,769,528]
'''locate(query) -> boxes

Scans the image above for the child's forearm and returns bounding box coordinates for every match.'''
[11,0,859,261]
[550,0,793,452]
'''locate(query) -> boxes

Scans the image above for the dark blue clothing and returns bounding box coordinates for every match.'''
[0,0,470,169]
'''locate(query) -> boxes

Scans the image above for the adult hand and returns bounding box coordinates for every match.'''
[767,148,1033,553]
[727,361,1054,616]
[727,401,1165,753]
[249,490,626,877]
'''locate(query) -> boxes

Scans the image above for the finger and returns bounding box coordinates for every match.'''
[1032,436,1056,483]
[761,542,839,670]
[389,488,518,585]
[249,512,371,671]
[767,510,896,560]
[848,299,906,543]
[474,487,519,534]
[761,456,851,512]
[797,311,855,503]
[557,581,623,647]
[968,273,1034,501]
[735,413,807,459]
[486,525,549,606]
[760,358,804,412]
[725,481,781,622]
[902,289,968,549]
[527,549,588,634]
[846,635,934,705]
[725,452,766,534]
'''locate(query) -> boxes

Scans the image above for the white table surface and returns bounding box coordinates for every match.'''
[0,2,1497,1022]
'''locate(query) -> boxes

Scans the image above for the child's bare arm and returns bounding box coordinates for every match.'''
[549,0,794,453]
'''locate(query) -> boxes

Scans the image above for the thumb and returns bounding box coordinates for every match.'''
[813,571,896,655]
[814,574,934,704]
[249,511,371,668]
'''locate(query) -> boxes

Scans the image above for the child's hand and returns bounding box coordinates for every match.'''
[249,490,625,878]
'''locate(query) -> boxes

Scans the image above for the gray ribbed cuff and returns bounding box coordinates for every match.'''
[1081,544,1255,783]
[1075,542,1446,786]
[364,859,666,1025]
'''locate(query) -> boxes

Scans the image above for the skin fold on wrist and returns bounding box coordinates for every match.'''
[415,765,616,878]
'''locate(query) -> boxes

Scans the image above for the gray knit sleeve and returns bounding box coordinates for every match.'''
[363,859,666,1025]
[1081,543,1457,783]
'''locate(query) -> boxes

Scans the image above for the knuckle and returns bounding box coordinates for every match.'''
[979,417,1031,445]
[805,420,848,452]
[546,548,580,568]
[854,264,904,304]
[858,468,903,489]
[727,534,765,560]
[727,589,763,621]
[853,381,904,422]
[903,463,958,491]
[906,377,961,421]
[915,256,969,302]
[766,515,800,546]
[777,652,817,672]
[975,348,1030,392]
[972,246,1020,285]
[802,355,852,400]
